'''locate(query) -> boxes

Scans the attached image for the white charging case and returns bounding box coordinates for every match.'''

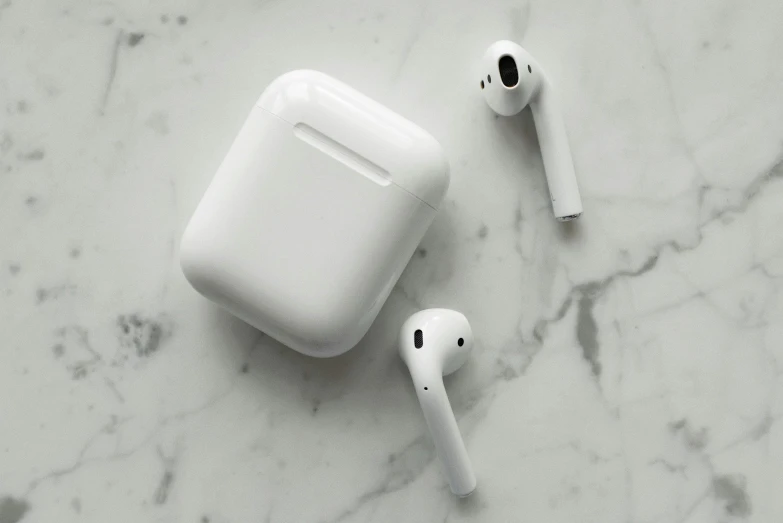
[181,70,449,357]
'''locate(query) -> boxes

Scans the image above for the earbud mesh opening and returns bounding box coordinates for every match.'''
[499,55,519,87]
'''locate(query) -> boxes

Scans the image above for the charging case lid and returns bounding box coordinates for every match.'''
[181,71,449,357]
[257,70,448,208]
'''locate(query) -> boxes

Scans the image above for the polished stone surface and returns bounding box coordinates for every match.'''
[2,0,783,521]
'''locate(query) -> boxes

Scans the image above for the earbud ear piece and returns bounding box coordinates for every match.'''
[400,309,476,497]
[481,40,583,221]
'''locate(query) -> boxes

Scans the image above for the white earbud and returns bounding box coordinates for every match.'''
[481,40,583,221]
[399,309,476,497]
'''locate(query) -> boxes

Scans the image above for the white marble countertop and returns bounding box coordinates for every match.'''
[2,0,783,522]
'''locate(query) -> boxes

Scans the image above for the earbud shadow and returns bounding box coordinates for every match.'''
[487,105,551,212]
[454,487,485,515]
[493,106,541,168]
[491,106,586,244]
[557,216,583,241]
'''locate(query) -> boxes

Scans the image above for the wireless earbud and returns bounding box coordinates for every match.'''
[481,40,583,221]
[399,309,476,497]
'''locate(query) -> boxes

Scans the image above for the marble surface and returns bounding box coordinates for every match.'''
[2,0,783,521]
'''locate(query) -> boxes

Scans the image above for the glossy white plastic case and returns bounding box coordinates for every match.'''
[180,70,450,357]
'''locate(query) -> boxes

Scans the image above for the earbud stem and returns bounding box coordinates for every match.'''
[530,87,583,220]
[409,362,476,497]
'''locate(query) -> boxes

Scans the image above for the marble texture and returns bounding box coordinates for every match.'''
[2,0,783,521]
